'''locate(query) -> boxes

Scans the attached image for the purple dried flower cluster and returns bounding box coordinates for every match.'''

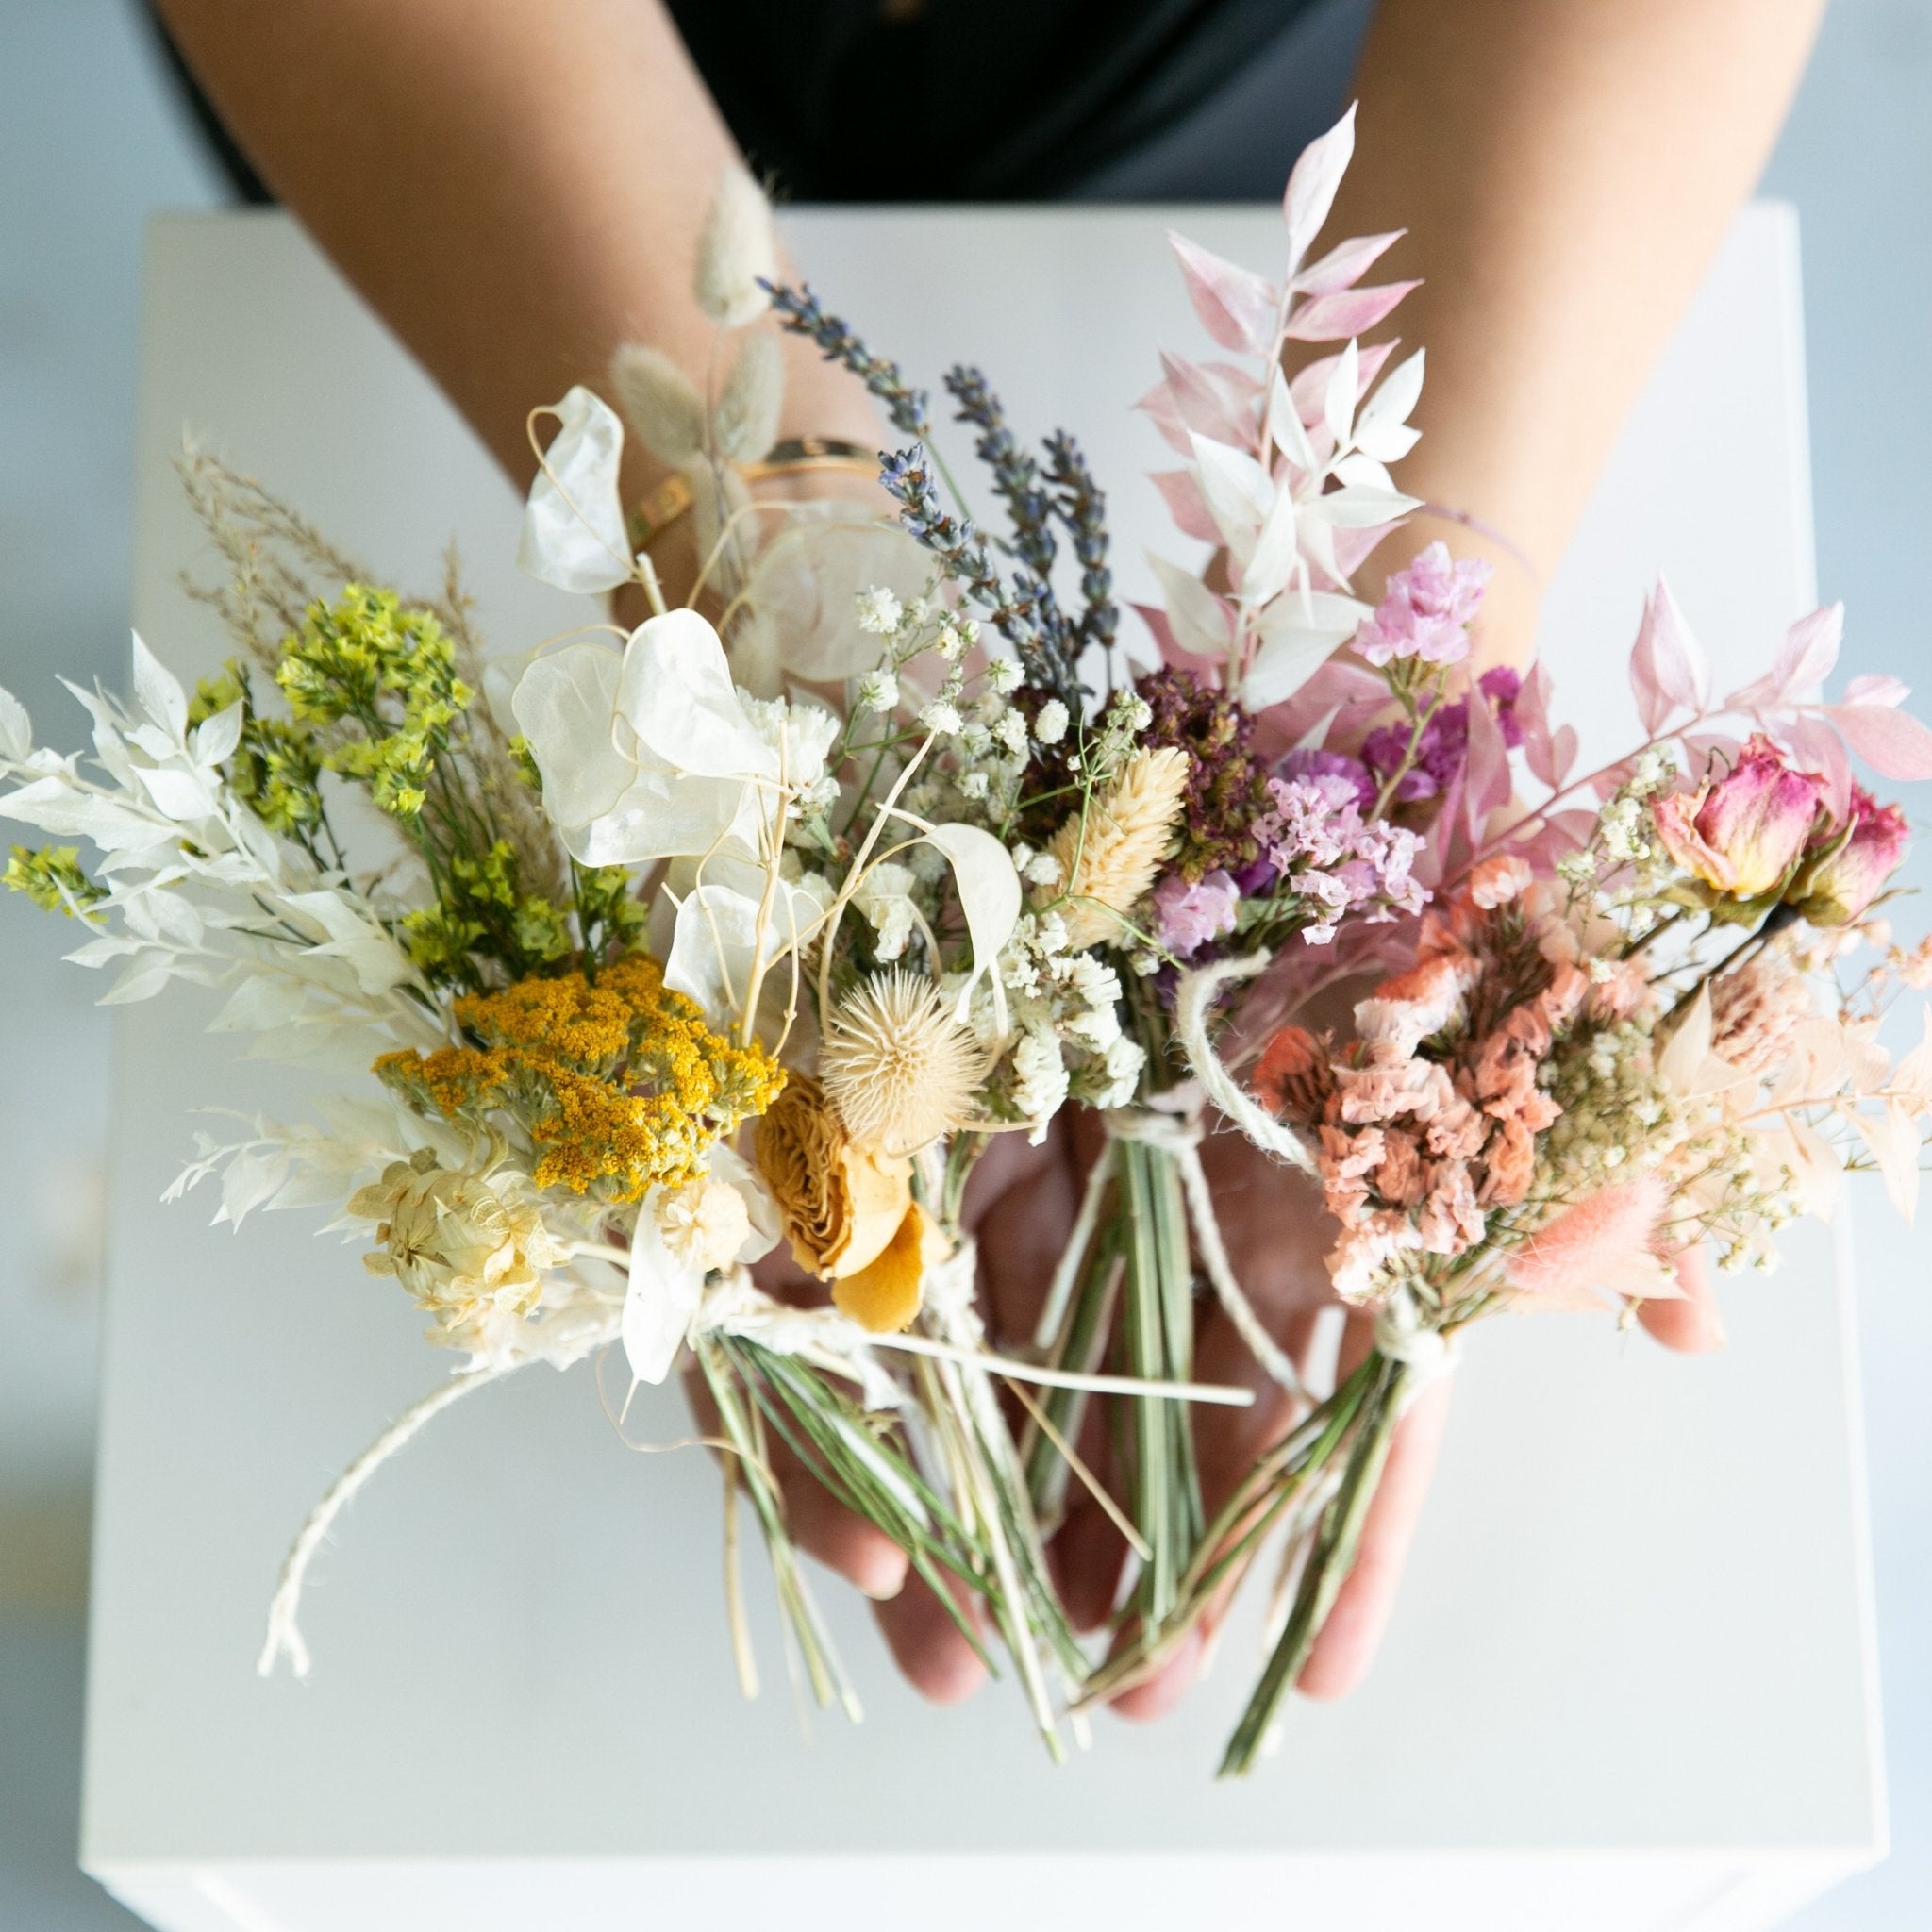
[1136,668,1272,878]
[1362,666,1524,804]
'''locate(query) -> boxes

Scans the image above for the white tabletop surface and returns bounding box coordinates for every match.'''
[81,203,1879,1924]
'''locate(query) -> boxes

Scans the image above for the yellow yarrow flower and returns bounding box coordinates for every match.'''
[376,952,784,1203]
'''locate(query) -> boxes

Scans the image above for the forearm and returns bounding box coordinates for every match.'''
[1340,0,1824,665]
[154,0,879,500]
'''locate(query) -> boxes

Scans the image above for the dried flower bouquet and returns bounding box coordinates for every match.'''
[7,111,1932,1777]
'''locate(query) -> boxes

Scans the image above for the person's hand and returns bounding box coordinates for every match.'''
[698,1108,1726,1715]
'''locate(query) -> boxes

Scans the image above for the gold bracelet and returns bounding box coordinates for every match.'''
[630,438,881,552]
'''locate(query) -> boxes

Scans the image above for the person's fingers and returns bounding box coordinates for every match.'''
[969,1118,1086,1342]
[1636,1243,1725,1353]
[1050,1491,1128,1633]
[1297,1365,1454,1702]
[681,1362,908,1602]
[1106,1624,1206,1724]
[872,1566,990,1706]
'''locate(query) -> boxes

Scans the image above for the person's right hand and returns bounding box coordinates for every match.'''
[689,1108,1725,1715]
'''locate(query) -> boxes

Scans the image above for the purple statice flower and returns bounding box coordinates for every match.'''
[1253,775,1430,943]
[1363,701,1469,801]
[1278,744,1377,811]
[1354,541,1493,668]
[1480,664,1524,748]
[1360,669,1522,802]
[1154,869,1241,958]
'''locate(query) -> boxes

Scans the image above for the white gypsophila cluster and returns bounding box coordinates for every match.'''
[952,908,1147,1139]
[855,585,904,635]
[742,692,843,849]
[856,669,899,716]
[1033,699,1070,746]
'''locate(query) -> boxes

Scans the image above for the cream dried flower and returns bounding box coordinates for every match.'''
[349,1147,560,1338]
[656,1174,753,1274]
[695,168,777,329]
[1046,746,1189,949]
[1708,944,1813,1077]
[608,341,707,467]
[821,969,986,1156]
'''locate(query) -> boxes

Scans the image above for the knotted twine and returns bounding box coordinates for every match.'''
[258,1229,1256,1678]
[1172,950,1458,1405]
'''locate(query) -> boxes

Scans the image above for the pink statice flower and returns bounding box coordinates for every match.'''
[1154,868,1241,958]
[1254,774,1428,943]
[1353,541,1493,668]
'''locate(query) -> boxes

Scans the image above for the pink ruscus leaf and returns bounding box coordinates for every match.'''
[1168,232,1279,354]
[1824,702,1932,781]
[1282,280,1422,343]
[1727,603,1842,712]
[1283,103,1358,272]
[1149,468,1221,544]
[1292,229,1405,296]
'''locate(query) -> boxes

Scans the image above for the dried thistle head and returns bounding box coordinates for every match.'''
[1046,745,1189,949]
[820,970,985,1156]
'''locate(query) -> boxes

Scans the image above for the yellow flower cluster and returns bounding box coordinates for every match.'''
[275,584,470,820]
[376,953,784,1202]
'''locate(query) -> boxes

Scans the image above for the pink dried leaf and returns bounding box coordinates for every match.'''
[1133,601,1217,680]
[1149,552,1234,658]
[1330,520,1399,584]
[1852,1100,1920,1223]
[1464,667,1515,829]
[1292,228,1405,296]
[1169,231,1279,353]
[1283,103,1358,272]
[1283,280,1422,343]
[1629,577,1710,728]
[1135,380,1195,458]
[1842,672,1909,708]
[1512,661,1558,786]
[1158,349,1254,446]
[1823,702,1932,781]
[1727,603,1842,712]
[1150,467,1221,544]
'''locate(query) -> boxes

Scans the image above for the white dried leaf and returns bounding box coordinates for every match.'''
[0,686,31,761]
[517,386,632,595]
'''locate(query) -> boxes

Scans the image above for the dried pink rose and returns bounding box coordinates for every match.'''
[1353,541,1492,668]
[1788,786,1909,926]
[1652,735,1825,899]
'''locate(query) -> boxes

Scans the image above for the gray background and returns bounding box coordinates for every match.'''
[1,0,1925,1924]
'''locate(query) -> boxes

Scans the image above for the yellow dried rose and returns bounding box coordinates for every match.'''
[833,1199,927,1334]
[753,1074,912,1281]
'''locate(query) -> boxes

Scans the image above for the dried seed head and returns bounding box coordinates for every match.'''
[820,970,985,1156]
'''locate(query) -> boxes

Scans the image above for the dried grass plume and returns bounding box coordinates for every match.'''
[1047,746,1190,949]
